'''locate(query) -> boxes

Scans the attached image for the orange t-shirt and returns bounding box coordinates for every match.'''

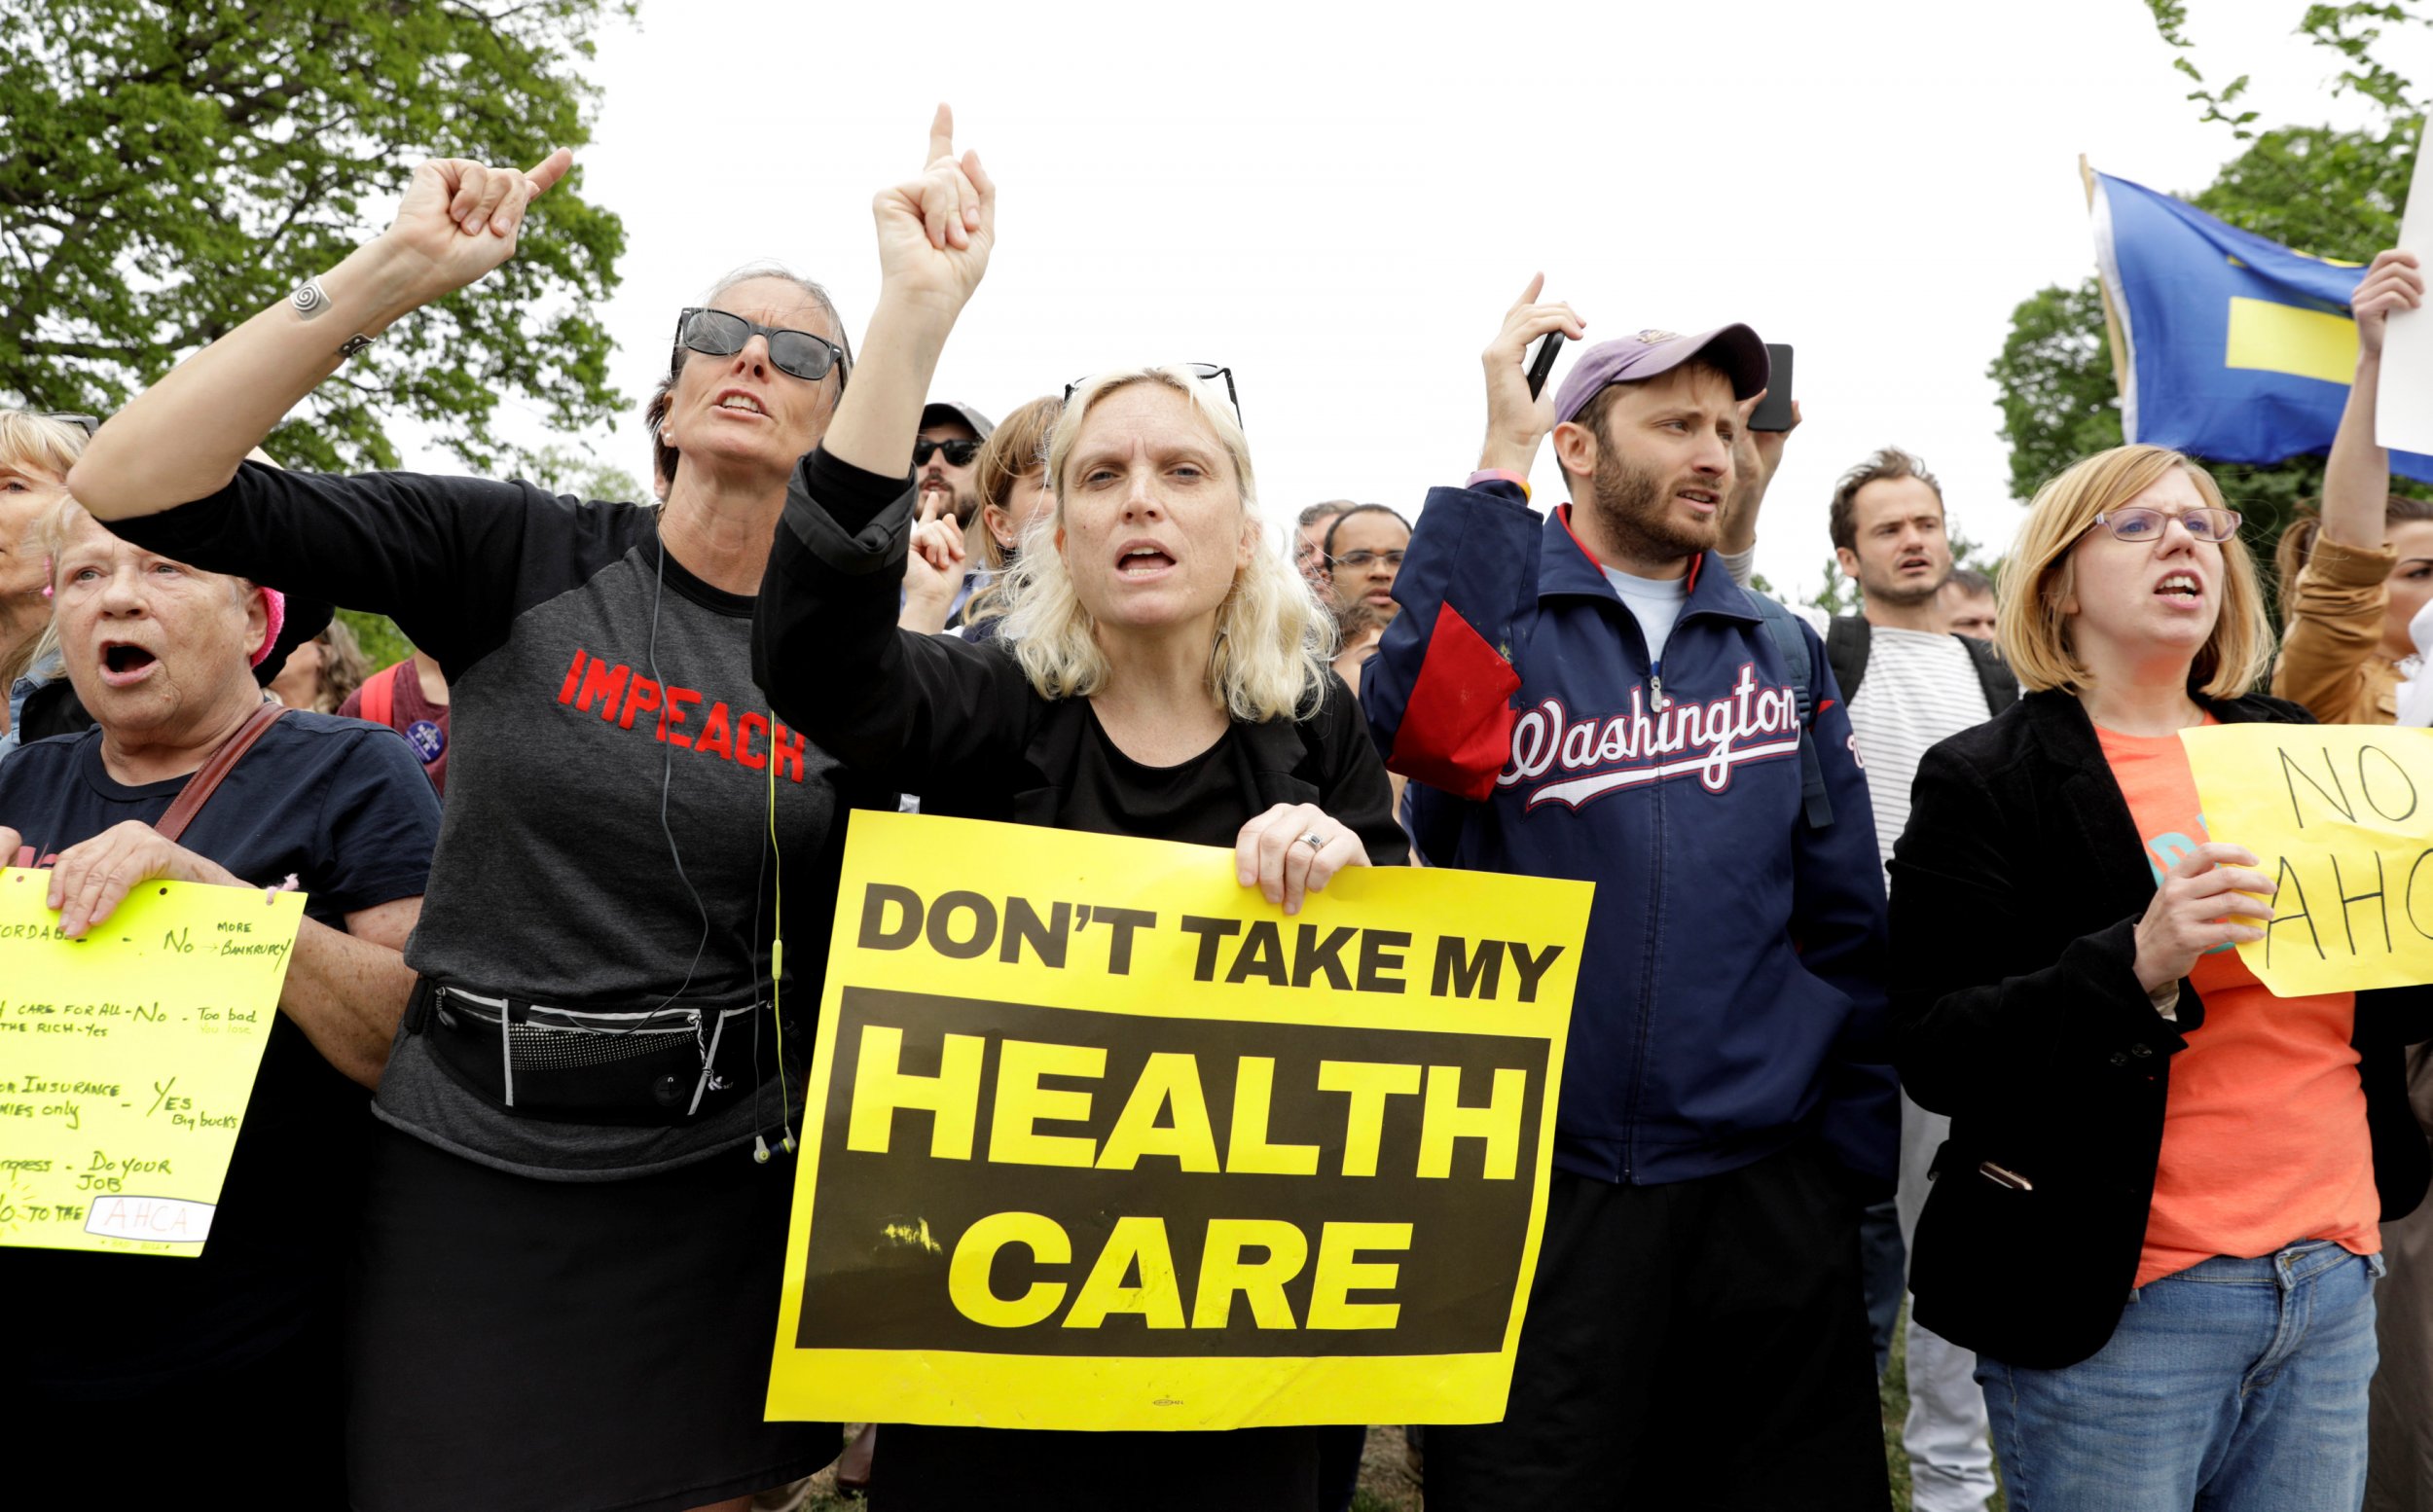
[2096,721,2380,1286]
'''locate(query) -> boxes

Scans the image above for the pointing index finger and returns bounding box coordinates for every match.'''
[525,147,574,199]
[927,102,956,166]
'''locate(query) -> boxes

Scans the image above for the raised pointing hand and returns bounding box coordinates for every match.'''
[872,103,997,313]
[384,148,574,301]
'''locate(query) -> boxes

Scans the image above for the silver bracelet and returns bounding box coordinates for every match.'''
[290,275,376,359]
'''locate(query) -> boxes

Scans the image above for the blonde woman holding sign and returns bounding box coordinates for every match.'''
[1888,443,2433,1512]
[752,114,1405,1510]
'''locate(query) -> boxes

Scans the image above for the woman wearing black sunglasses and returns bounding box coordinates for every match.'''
[67,141,883,1509]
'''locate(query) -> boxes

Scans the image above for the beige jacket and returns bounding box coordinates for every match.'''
[2272,533,2402,725]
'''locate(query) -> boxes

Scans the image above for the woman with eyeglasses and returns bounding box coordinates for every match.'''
[753,117,1402,1512]
[66,140,884,1508]
[1887,444,2433,1511]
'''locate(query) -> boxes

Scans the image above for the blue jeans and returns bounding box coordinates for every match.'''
[1978,1241,2383,1512]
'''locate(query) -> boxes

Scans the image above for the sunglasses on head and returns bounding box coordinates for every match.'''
[672,307,849,386]
[914,438,982,467]
[36,412,98,437]
[1063,363,1243,429]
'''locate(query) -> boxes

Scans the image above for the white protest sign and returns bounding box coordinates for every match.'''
[2378,135,2433,455]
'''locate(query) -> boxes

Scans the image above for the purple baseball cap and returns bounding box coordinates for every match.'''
[1551,325,1770,424]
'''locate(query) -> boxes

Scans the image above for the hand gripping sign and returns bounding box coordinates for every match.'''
[766,812,1591,1430]
[0,869,305,1256]
[2181,724,2433,995]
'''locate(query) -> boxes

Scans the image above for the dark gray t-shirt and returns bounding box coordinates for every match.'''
[109,465,883,1176]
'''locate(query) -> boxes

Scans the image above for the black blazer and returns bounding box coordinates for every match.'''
[1888,689,2433,1369]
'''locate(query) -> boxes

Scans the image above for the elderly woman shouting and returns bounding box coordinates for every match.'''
[66,133,884,1505]
[753,121,1404,1509]
[1890,444,2433,1512]
[0,498,440,1500]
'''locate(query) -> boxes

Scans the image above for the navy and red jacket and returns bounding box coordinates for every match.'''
[1362,480,1895,1189]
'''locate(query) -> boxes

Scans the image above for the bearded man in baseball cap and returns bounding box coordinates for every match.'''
[1362,281,1894,1509]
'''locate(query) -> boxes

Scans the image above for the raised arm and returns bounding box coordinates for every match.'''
[820,104,993,482]
[1717,393,1798,588]
[2274,250,2423,716]
[1363,278,1581,797]
[754,107,1018,787]
[69,149,572,518]
[2320,250,2421,551]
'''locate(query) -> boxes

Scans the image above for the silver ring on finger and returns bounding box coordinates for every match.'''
[1297,830,1326,853]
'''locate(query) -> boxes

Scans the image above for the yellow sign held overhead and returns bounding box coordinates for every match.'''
[0,868,305,1256]
[2181,725,2433,996]
[766,811,1592,1431]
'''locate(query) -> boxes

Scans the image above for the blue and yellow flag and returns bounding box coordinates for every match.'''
[2091,169,2433,483]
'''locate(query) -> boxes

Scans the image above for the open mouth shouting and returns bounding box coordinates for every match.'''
[1116,539,1178,580]
[2155,569,2205,609]
[712,388,768,419]
[97,639,160,687]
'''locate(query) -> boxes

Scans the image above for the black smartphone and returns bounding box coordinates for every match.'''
[1525,331,1563,400]
[1748,343,1795,431]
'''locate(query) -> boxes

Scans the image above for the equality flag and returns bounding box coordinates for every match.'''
[2088,167,2433,483]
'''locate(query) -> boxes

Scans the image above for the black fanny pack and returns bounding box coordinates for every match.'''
[409,977,787,1126]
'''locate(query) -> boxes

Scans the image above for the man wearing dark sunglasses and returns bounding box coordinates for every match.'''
[915,398,994,532]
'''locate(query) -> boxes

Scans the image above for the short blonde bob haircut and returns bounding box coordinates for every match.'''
[998,366,1333,723]
[0,411,89,485]
[0,412,91,693]
[1996,444,2272,699]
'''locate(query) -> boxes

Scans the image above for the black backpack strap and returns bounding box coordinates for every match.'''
[1961,634,2019,714]
[1825,614,1870,705]
[1752,595,1834,831]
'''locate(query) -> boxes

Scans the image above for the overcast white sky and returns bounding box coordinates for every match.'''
[414,0,2428,604]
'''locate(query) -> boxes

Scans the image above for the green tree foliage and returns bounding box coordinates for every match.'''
[1989,6,2429,565]
[338,607,412,672]
[523,443,647,506]
[0,0,633,474]
[1988,278,2125,504]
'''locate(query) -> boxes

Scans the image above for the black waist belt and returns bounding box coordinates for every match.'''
[409,977,781,1126]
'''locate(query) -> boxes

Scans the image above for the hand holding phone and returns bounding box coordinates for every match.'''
[1748,343,1796,431]
[1526,331,1563,401]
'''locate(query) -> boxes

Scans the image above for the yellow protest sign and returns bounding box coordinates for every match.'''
[0,868,305,1256]
[2181,724,2433,995]
[766,811,1591,1431]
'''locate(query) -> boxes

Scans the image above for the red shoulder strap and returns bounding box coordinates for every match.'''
[154,702,288,845]
[359,660,403,728]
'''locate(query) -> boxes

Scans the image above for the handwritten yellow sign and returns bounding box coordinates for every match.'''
[0,868,305,1256]
[2182,724,2433,996]
[766,810,1592,1431]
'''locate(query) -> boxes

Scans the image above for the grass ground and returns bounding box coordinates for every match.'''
[791,1314,2004,1510]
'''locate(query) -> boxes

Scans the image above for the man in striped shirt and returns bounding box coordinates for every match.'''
[1813,447,2016,1512]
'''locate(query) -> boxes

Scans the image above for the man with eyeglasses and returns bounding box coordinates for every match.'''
[1320,503,1411,630]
